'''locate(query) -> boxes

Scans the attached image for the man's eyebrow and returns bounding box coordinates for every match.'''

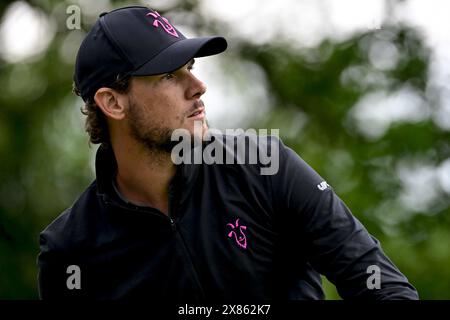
[188,59,195,67]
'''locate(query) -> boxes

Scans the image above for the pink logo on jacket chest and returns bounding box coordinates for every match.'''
[227,218,247,249]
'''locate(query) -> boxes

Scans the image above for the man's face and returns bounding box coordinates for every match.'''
[124,59,208,153]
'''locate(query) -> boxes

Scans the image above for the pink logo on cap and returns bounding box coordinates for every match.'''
[227,218,247,249]
[146,11,179,38]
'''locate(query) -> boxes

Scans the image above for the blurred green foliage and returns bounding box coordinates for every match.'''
[0,0,449,299]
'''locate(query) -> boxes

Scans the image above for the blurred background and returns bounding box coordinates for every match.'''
[0,0,449,299]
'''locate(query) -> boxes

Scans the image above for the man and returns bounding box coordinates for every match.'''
[38,5,419,300]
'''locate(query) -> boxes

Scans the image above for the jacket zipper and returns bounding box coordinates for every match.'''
[103,179,206,300]
[169,217,176,231]
[168,178,207,301]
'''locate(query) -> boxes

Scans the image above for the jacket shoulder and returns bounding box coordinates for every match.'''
[39,180,101,253]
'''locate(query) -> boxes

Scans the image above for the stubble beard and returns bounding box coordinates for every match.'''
[127,100,176,159]
[127,99,209,161]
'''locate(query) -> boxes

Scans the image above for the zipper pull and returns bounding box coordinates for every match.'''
[169,217,176,231]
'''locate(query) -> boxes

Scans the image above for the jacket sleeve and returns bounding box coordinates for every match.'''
[37,231,80,299]
[271,138,419,300]
[37,233,64,299]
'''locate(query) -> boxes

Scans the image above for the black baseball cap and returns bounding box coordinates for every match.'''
[74,6,227,102]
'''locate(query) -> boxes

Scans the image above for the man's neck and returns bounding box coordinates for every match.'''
[112,139,176,216]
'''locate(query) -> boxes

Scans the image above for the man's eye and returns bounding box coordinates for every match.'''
[163,73,175,80]
[187,64,194,71]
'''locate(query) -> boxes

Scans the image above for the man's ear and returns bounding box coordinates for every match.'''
[94,88,127,120]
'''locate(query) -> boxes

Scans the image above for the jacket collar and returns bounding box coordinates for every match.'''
[94,143,200,207]
[95,143,117,198]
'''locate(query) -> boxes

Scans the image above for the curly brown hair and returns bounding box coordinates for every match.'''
[73,75,132,145]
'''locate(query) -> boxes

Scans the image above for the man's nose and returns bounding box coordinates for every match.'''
[186,73,207,100]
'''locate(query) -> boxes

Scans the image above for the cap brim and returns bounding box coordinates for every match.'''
[131,36,227,76]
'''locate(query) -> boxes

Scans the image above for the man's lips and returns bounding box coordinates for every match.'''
[187,106,205,118]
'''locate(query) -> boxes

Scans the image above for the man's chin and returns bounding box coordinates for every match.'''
[185,119,209,140]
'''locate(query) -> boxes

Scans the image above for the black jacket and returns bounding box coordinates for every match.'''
[37,134,419,300]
